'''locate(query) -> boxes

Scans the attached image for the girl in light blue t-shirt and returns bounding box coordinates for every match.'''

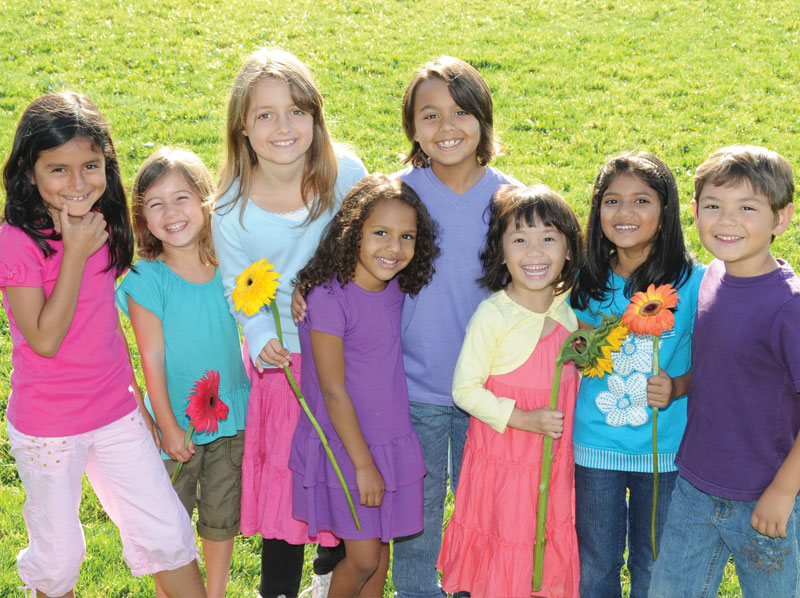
[569,151,704,598]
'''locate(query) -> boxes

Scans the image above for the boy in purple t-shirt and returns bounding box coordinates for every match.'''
[650,145,800,597]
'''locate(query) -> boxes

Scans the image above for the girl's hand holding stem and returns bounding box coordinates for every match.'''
[257,338,292,372]
[508,406,564,438]
[647,370,690,409]
[161,421,195,463]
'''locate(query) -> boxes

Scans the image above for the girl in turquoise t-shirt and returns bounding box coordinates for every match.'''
[117,147,249,598]
[569,151,704,598]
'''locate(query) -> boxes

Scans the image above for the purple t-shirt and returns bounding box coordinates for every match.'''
[396,165,520,407]
[676,259,800,501]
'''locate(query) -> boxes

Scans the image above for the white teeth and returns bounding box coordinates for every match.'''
[716,235,740,241]
[166,222,187,232]
[437,139,460,148]
[522,265,548,274]
[63,194,89,202]
[273,140,295,147]
[615,224,637,231]
[377,257,399,266]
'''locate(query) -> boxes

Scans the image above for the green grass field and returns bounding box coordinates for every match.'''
[2,0,799,595]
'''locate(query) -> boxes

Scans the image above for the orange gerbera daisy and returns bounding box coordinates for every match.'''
[621,284,679,336]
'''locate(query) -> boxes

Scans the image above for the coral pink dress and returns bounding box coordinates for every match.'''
[437,325,580,598]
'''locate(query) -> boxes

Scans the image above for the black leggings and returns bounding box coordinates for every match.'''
[259,538,346,597]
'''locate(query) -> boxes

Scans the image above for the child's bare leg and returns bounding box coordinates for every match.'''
[155,575,169,598]
[358,542,389,598]
[35,590,75,598]
[203,537,235,598]
[329,538,384,597]
[154,561,207,598]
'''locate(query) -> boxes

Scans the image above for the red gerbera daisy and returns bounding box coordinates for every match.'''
[186,370,228,434]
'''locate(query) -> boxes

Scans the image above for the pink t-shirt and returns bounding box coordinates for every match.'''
[0,223,135,436]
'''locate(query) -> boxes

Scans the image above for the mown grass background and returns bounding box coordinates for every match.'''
[2,0,799,595]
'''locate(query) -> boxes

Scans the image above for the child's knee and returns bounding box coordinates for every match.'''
[348,549,381,579]
[18,540,85,597]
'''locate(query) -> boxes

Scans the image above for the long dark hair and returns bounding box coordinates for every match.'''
[294,174,439,297]
[2,91,133,276]
[479,184,582,295]
[571,151,693,311]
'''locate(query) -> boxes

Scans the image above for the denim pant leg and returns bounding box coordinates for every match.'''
[575,465,628,598]
[627,471,677,598]
[649,476,732,598]
[392,402,451,598]
[448,406,469,492]
[722,492,800,598]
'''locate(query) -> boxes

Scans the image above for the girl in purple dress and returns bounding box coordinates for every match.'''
[289,174,439,596]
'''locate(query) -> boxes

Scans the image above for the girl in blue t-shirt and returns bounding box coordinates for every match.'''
[569,151,705,598]
[117,147,250,598]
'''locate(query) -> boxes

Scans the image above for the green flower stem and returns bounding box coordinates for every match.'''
[533,329,585,592]
[651,334,660,561]
[271,300,362,531]
[171,424,194,484]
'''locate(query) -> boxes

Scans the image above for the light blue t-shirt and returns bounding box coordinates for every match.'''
[116,259,250,457]
[212,148,367,364]
[572,264,705,472]
[396,165,520,407]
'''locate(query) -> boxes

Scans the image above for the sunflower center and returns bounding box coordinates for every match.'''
[640,299,663,316]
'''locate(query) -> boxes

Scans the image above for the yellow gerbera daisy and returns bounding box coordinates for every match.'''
[232,258,281,316]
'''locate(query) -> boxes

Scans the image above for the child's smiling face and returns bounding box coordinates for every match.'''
[600,172,662,261]
[502,217,569,308]
[31,136,106,225]
[353,199,418,292]
[693,179,794,277]
[142,171,206,254]
[412,77,481,171]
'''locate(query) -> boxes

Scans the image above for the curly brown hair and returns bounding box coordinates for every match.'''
[294,174,439,297]
[479,184,583,295]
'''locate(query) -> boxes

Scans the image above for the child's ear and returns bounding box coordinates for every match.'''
[772,203,795,237]
[691,199,699,224]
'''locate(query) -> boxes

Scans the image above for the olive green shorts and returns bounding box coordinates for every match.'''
[164,430,244,541]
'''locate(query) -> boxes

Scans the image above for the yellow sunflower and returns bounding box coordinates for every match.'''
[232,258,281,316]
[583,345,614,379]
[605,323,629,352]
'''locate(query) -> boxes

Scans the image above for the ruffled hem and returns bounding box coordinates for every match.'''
[289,424,426,491]
[240,354,338,546]
[292,474,423,542]
[438,516,579,597]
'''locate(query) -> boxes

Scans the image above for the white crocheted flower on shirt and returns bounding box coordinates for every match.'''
[595,372,649,427]
[611,332,657,377]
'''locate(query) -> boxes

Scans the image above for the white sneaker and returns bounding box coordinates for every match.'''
[298,572,332,598]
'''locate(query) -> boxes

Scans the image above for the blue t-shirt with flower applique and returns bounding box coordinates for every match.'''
[572,264,705,472]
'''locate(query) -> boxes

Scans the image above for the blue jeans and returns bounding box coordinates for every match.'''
[392,402,469,598]
[575,465,677,598]
[650,475,800,598]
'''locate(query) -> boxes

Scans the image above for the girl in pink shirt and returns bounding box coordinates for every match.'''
[0,91,205,598]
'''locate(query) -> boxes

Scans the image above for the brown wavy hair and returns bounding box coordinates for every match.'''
[402,56,497,168]
[131,147,217,265]
[215,48,338,224]
[294,174,439,297]
[479,184,583,295]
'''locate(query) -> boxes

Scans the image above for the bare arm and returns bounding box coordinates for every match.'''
[310,329,384,507]
[751,430,800,538]
[127,297,193,461]
[6,207,108,357]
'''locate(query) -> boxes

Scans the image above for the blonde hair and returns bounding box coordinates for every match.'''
[215,48,338,223]
[131,147,217,265]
